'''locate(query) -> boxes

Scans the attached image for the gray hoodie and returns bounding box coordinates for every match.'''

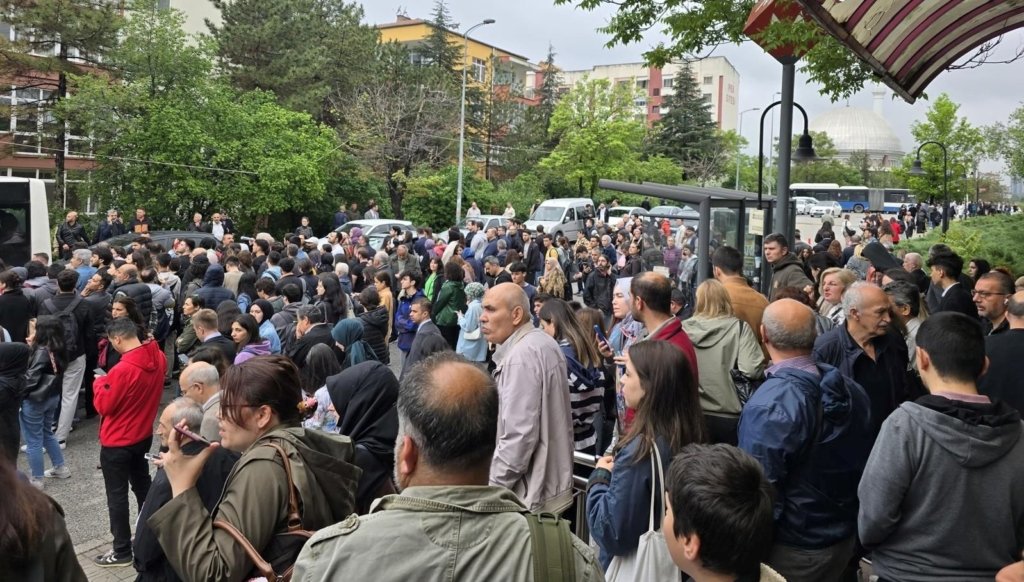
[682,316,766,416]
[858,396,1024,582]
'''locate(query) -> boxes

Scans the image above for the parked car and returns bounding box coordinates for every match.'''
[437,215,504,243]
[649,205,699,228]
[793,196,819,216]
[335,219,414,251]
[92,230,210,253]
[606,206,648,225]
[810,201,842,218]
[524,198,595,239]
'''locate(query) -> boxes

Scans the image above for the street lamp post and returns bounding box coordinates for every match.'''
[765,90,781,197]
[756,100,816,210]
[735,107,760,191]
[909,141,949,233]
[455,18,496,224]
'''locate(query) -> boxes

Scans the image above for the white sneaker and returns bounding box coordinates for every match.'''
[29,477,44,490]
[59,440,66,450]
[44,465,71,479]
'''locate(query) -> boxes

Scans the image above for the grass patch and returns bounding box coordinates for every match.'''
[900,213,1024,276]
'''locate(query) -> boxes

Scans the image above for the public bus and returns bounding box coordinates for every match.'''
[0,178,51,267]
[790,183,915,214]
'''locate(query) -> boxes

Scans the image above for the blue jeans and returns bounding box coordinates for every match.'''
[20,394,66,478]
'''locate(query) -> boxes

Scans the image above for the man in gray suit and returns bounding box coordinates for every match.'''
[401,298,450,380]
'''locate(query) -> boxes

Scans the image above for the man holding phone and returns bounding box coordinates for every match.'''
[92,317,167,568]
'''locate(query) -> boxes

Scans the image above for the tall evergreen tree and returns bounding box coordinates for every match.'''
[421,0,462,81]
[650,62,719,179]
[0,0,121,203]
[209,0,379,125]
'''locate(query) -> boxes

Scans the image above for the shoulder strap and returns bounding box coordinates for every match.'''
[63,296,82,314]
[524,513,576,582]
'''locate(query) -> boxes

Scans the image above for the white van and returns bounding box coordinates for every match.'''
[0,178,50,267]
[524,197,595,239]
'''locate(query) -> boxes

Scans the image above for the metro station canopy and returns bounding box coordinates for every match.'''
[796,0,1024,103]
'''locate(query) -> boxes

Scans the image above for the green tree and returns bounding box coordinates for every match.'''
[62,4,338,232]
[208,0,379,124]
[899,93,983,204]
[994,107,1024,182]
[500,46,561,179]
[421,0,463,80]
[649,62,718,178]
[0,0,122,201]
[341,42,460,219]
[539,78,647,195]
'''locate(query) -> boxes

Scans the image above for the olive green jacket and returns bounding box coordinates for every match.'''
[293,486,604,581]
[148,425,360,582]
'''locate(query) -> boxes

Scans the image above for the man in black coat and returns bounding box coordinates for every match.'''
[979,290,1024,415]
[287,305,340,369]
[522,231,544,285]
[133,398,237,581]
[55,211,88,260]
[191,308,236,364]
[927,250,977,319]
[93,209,127,244]
[400,297,450,380]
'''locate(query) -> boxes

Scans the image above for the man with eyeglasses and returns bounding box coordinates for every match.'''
[974,271,1013,336]
[980,290,1024,415]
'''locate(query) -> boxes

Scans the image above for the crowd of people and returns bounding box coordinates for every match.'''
[0,199,1023,582]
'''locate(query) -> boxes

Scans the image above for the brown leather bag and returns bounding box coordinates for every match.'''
[213,443,313,582]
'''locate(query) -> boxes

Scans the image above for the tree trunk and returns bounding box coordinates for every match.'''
[387,174,404,220]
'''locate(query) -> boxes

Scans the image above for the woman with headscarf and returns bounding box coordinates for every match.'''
[248,298,282,354]
[538,258,568,299]
[331,319,378,369]
[456,282,487,364]
[326,360,399,514]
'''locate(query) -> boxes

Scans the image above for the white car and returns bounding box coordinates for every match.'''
[810,201,842,218]
[334,219,414,251]
[793,196,819,215]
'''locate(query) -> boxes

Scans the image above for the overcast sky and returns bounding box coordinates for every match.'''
[360,0,1024,178]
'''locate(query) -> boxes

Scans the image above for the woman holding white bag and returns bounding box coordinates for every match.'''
[586,339,707,579]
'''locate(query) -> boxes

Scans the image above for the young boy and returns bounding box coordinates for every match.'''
[663,444,785,582]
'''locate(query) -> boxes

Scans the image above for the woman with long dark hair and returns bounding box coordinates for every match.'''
[301,344,344,432]
[432,261,467,350]
[423,256,444,303]
[315,273,347,325]
[230,314,271,365]
[151,356,361,580]
[586,340,706,569]
[247,299,281,354]
[20,316,70,488]
[235,272,258,314]
[0,455,86,579]
[539,299,604,454]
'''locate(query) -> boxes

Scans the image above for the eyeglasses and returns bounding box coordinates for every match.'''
[971,290,1007,299]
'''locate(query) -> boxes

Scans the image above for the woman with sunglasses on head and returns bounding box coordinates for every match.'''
[150,355,360,581]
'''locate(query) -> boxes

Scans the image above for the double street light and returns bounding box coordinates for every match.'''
[756,100,817,209]
[455,18,496,224]
[908,141,949,233]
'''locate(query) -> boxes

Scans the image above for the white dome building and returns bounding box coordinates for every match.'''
[810,88,904,169]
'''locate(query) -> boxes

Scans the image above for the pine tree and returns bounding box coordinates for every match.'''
[650,62,719,176]
[421,0,462,82]
[209,0,379,124]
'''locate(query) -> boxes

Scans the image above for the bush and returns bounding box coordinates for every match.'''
[902,214,1024,276]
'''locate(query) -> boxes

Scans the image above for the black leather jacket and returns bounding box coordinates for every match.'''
[24,347,62,402]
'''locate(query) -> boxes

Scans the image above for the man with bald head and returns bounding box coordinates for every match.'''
[813,282,910,437]
[739,299,873,582]
[979,290,1024,414]
[480,282,574,514]
[294,352,601,580]
[179,361,222,442]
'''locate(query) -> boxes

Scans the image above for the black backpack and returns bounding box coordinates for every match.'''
[44,296,81,355]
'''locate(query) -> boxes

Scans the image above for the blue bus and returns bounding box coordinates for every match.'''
[790,183,914,213]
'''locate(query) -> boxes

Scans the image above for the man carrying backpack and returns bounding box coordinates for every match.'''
[38,269,96,448]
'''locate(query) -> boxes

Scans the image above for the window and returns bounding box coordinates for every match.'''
[409,51,431,67]
[634,98,647,108]
[661,106,670,114]
[651,106,660,115]
[662,77,674,88]
[652,88,660,96]
[703,76,713,84]
[471,57,486,83]
[636,79,648,89]
[702,93,713,104]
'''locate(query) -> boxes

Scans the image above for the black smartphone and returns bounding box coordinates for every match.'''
[594,324,609,345]
[173,424,211,447]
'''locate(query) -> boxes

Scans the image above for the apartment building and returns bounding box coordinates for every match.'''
[550,57,740,130]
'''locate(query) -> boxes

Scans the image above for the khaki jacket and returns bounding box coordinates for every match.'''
[293,486,603,581]
[490,325,575,513]
[721,275,769,344]
[148,425,360,582]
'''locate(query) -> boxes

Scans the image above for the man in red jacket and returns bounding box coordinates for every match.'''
[630,272,700,383]
[92,317,167,568]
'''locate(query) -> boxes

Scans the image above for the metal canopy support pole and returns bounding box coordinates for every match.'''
[774,62,796,239]
[697,198,711,287]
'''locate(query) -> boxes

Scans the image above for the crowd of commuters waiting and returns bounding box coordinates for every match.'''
[1,199,1023,582]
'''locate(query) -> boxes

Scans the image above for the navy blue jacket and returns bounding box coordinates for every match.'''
[193,264,236,310]
[813,324,909,436]
[738,364,873,549]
